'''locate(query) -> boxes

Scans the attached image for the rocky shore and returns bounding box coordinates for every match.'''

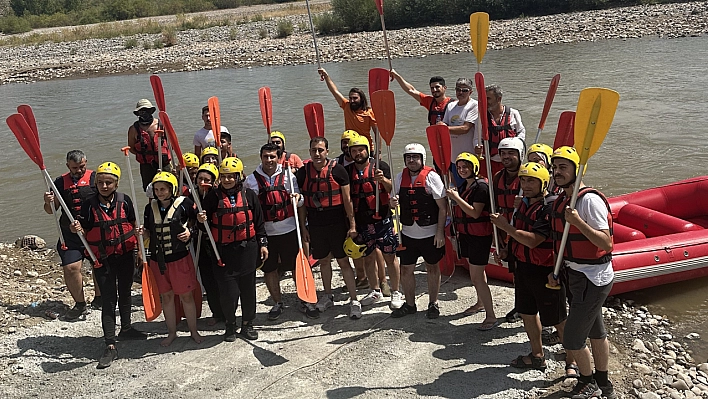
[0,1,706,84]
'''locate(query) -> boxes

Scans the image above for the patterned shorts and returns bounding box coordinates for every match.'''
[357,217,398,256]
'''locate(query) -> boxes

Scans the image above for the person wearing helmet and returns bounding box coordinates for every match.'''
[527,143,559,197]
[71,161,146,369]
[127,99,172,191]
[345,135,400,310]
[140,172,201,347]
[548,146,615,399]
[391,143,448,319]
[446,152,498,330]
[493,137,524,224]
[183,152,200,183]
[269,131,304,173]
[193,105,231,158]
[474,85,526,178]
[296,137,361,319]
[200,146,220,166]
[244,143,304,321]
[42,150,101,320]
[337,130,359,167]
[489,162,576,376]
[390,70,451,125]
[197,157,268,341]
[440,78,479,187]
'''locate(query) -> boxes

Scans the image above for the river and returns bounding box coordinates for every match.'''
[1,35,706,356]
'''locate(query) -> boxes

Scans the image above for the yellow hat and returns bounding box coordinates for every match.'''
[197,163,219,181]
[96,162,121,180]
[518,162,550,192]
[200,146,219,161]
[527,143,553,166]
[151,171,179,196]
[348,135,370,152]
[341,130,359,142]
[183,152,200,168]
[219,157,243,177]
[455,152,480,176]
[343,237,366,259]
[270,131,286,144]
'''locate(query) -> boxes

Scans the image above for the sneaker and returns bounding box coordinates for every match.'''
[97,345,117,369]
[224,323,237,342]
[301,301,320,319]
[379,280,391,297]
[598,381,617,399]
[240,322,258,340]
[349,300,362,320]
[570,380,602,399]
[64,304,88,322]
[389,291,404,310]
[117,327,148,340]
[505,308,521,323]
[391,302,417,318]
[360,290,383,306]
[426,303,440,319]
[90,296,102,310]
[268,303,284,321]
[316,294,334,313]
[355,278,370,290]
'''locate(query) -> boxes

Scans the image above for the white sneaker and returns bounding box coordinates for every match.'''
[390,291,404,310]
[360,290,383,306]
[316,294,334,312]
[349,300,362,320]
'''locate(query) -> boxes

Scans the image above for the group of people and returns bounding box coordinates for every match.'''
[40,69,616,399]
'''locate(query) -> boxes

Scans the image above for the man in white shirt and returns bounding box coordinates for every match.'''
[193,105,230,157]
[439,78,478,186]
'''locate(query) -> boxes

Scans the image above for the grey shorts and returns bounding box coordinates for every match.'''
[563,268,613,351]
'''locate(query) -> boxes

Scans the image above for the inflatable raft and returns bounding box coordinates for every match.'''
[484,176,708,295]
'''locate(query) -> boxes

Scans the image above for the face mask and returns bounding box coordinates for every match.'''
[138,113,154,125]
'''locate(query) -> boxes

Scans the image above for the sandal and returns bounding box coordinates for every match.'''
[565,363,579,378]
[477,319,500,331]
[463,305,485,315]
[510,353,546,371]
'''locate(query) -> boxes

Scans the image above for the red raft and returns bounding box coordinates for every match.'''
[485,176,708,295]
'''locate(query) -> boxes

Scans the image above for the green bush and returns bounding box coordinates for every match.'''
[124,37,138,48]
[162,27,178,46]
[258,27,268,38]
[0,15,31,33]
[275,20,293,38]
[331,0,379,32]
[313,12,345,35]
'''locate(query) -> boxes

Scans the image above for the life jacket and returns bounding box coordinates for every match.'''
[550,187,614,265]
[453,178,492,236]
[493,168,520,219]
[60,170,95,226]
[132,120,171,165]
[512,199,553,267]
[398,167,439,226]
[301,160,343,211]
[149,196,189,261]
[181,185,191,197]
[278,152,292,166]
[348,160,390,216]
[254,169,294,223]
[85,193,137,263]
[210,188,256,244]
[487,107,517,158]
[428,97,450,125]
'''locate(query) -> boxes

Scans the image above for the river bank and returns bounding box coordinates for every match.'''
[0,1,706,85]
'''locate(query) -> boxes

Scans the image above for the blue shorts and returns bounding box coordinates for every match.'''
[357,217,398,256]
[57,232,88,267]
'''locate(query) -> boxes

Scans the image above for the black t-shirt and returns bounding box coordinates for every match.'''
[460,179,491,211]
[347,159,392,226]
[143,196,198,262]
[296,160,350,227]
[517,200,552,239]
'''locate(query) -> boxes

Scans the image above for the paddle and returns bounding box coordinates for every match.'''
[258,86,273,143]
[150,75,166,112]
[548,88,620,289]
[159,110,225,266]
[374,0,393,73]
[469,12,489,155]
[208,96,222,163]
[553,111,576,149]
[304,0,323,80]
[7,113,99,266]
[371,89,405,249]
[288,162,317,303]
[368,68,390,99]
[534,74,561,143]
[303,102,325,138]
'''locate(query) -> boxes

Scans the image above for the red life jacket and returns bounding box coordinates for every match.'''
[551,187,614,265]
[348,161,390,216]
[301,160,343,211]
[398,167,439,226]
[210,188,256,244]
[453,178,492,236]
[427,97,451,125]
[493,168,520,220]
[487,107,517,157]
[512,199,553,267]
[85,193,137,263]
[278,152,292,166]
[60,170,95,225]
[254,169,294,223]
[132,121,171,165]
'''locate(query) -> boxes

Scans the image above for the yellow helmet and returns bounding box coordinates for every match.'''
[151,171,179,196]
[341,130,359,142]
[348,135,370,152]
[96,162,121,180]
[183,152,200,168]
[270,131,286,144]
[200,146,219,161]
[197,163,219,181]
[455,152,480,176]
[219,157,243,177]
[518,162,550,192]
[343,236,367,260]
[551,146,580,172]
[527,143,553,166]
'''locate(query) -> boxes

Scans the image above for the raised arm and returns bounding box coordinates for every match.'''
[390,69,422,101]
[318,68,346,108]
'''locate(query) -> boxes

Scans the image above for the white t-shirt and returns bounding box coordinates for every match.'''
[243,164,303,237]
[394,169,446,239]
[193,126,230,149]
[473,107,526,162]
[566,192,614,287]
[442,99,478,160]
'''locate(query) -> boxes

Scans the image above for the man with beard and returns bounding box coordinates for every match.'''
[439,78,478,186]
[390,70,451,125]
[127,99,171,190]
[43,150,101,319]
[269,131,304,173]
[337,130,359,167]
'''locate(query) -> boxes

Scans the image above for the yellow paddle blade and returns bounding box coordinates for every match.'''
[469,12,489,65]
[573,88,620,164]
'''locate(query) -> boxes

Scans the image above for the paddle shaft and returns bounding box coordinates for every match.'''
[385,145,404,247]
[121,149,148,268]
[288,162,315,300]
[43,172,67,250]
[482,140,501,253]
[187,175,224,266]
[375,133,381,216]
[304,0,321,69]
[378,15,392,71]
[534,74,561,143]
[443,173,462,259]
[179,168,200,267]
[551,166,585,279]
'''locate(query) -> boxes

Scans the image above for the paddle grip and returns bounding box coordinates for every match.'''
[186,175,224,266]
[550,165,585,279]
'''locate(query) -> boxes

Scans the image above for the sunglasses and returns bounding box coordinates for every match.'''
[455,88,471,93]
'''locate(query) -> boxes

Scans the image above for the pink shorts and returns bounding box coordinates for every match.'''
[149,255,199,296]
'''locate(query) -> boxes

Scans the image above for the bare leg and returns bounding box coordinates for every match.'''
[363,254,380,290]
[161,291,178,347]
[64,261,86,303]
[466,266,483,310]
[179,291,203,344]
[320,255,333,295]
[590,337,610,372]
[400,264,416,306]
[469,265,496,323]
[384,253,400,292]
[567,347,593,377]
[425,262,441,304]
[520,314,543,358]
[336,257,357,301]
[264,270,282,303]
[555,320,577,372]
[375,249,387,285]
[353,257,367,282]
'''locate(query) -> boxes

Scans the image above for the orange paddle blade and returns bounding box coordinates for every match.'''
[538,74,561,130]
[141,262,162,322]
[258,86,273,134]
[150,75,166,112]
[368,68,389,98]
[475,72,489,141]
[158,111,184,167]
[439,236,456,276]
[303,102,325,138]
[370,90,396,146]
[554,111,575,148]
[296,249,317,303]
[17,105,39,141]
[7,113,44,169]
[208,96,221,147]
[426,125,451,168]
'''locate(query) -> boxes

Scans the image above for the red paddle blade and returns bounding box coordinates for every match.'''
[554,111,576,148]
[303,102,325,138]
[17,105,39,143]
[371,90,396,146]
[142,261,162,321]
[538,74,561,130]
[374,0,383,15]
[439,236,456,276]
[426,125,451,168]
[208,96,221,146]
[7,113,45,169]
[296,250,317,303]
[158,111,185,168]
[258,86,273,133]
[474,72,489,141]
[150,75,166,112]
[368,68,389,98]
